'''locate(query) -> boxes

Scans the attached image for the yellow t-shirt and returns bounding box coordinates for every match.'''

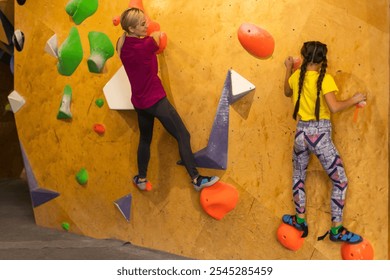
[288,70,338,121]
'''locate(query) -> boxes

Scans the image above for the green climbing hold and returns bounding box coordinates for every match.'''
[57,27,83,76]
[95,98,104,108]
[76,168,88,185]
[57,85,72,119]
[65,0,98,25]
[61,222,70,231]
[87,31,114,73]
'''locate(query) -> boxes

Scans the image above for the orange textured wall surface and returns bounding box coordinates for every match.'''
[14,0,388,259]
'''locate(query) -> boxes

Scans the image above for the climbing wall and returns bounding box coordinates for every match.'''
[13,0,389,259]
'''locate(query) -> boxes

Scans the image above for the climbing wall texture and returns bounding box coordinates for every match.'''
[14,0,389,259]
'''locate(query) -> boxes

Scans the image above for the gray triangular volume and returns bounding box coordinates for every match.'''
[114,194,132,221]
[30,188,60,208]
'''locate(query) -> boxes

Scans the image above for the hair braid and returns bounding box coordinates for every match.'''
[293,60,308,120]
[315,57,327,120]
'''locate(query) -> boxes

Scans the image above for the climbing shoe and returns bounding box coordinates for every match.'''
[317,226,363,244]
[282,214,309,238]
[192,175,219,191]
[133,175,152,191]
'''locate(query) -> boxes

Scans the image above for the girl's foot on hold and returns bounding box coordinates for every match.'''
[133,175,152,191]
[318,226,363,244]
[282,214,309,237]
[192,175,219,191]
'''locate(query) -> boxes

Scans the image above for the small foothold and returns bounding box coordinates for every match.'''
[61,222,70,231]
[76,168,88,185]
[95,98,104,108]
[93,123,105,135]
[113,15,120,26]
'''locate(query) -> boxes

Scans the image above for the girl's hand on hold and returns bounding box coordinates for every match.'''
[284,56,294,69]
[353,92,367,106]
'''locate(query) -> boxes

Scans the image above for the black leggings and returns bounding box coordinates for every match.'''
[135,97,199,180]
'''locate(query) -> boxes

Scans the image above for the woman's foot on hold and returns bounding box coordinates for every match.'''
[318,225,363,244]
[282,214,309,237]
[133,175,152,191]
[192,175,219,191]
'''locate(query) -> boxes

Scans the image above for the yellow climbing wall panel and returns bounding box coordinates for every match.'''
[14,0,389,259]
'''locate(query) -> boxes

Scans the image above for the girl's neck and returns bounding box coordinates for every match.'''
[306,62,321,72]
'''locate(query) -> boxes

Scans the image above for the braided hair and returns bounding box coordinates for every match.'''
[293,41,328,120]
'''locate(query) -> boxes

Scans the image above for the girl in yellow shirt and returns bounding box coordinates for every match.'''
[283,41,366,243]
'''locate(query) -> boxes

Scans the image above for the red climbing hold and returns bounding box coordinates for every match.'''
[341,238,374,260]
[237,23,275,59]
[93,124,105,135]
[200,181,239,220]
[277,223,305,251]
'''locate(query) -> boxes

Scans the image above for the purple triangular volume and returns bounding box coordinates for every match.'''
[193,70,232,170]
[178,69,254,170]
[20,143,39,191]
[30,189,60,208]
[114,194,132,222]
[20,143,60,207]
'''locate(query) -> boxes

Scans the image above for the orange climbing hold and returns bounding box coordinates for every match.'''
[237,23,275,59]
[93,123,105,135]
[341,238,374,260]
[276,223,305,251]
[199,181,239,220]
[112,15,120,26]
[128,0,145,10]
[147,21,161,35]
[156,32,167,54]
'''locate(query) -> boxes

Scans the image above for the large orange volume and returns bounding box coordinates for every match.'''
[237,23,275,59]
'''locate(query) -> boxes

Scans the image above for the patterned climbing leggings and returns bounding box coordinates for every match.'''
[292,120,348,223]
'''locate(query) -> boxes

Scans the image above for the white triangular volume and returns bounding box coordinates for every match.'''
[103,66,134,110]
[44,34,58,58]
[8,90,26,113]
[230,69,256,96]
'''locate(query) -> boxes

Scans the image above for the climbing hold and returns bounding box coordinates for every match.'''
[156,32,167,54]
[76,168,88,185]
[200,181,239,220]
[237,23,275,59]
[341,238,374,260]
[45,34,58,58]
[57,85,72,120]
[128,0,145,11]
[276,223,305,251]
[293,57,302,71]
[65,0,98,25]
[112,15,120,26]
[114,194,132,222]
[12,30,25,52]
[95,98,104,108]
[103,66,134,110]
[7,90,26,113]
[353,101,366,123]
[10,55,14,74]
[17,0,27,5]
[93,123,105,135]
[87,31,114,73]
[61,222,70,231]
[147,21,160,35]
[57,27,83,76]
[178,69,254,169]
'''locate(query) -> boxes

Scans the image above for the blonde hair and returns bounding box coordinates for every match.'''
[120,7,144,33]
